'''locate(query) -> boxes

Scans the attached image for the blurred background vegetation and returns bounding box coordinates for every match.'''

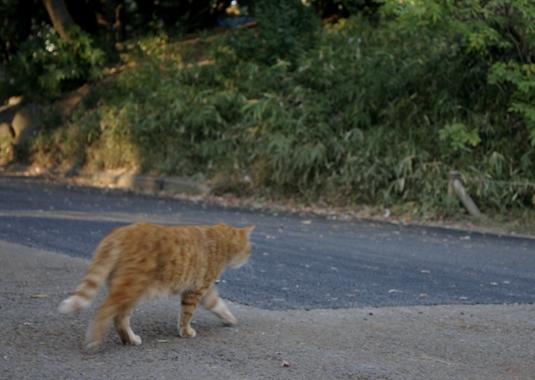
[1,0,534,221]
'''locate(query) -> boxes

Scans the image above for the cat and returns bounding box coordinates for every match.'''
[58,222,254,350]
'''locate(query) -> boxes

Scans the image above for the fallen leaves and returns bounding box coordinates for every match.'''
[31,294,49,298]
[281,360,290,367]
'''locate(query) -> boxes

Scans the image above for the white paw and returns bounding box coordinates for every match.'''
[84,340,102,351]
[58,296,90,313]
[58,297,75,313]
[179,326,196,338]
[130,334,142,345]
[222,314,237,327]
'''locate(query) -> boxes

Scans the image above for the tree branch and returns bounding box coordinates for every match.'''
[42,0,75,41]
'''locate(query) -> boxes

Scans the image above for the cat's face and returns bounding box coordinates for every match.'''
[228,225,255,269]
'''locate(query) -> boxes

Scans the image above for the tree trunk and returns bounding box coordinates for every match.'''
[42,0,75,41]
[114,0,127,42]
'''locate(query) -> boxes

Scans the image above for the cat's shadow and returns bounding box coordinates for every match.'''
[127,300,232,341]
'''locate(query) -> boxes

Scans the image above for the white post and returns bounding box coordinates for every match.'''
[448,171,484,219]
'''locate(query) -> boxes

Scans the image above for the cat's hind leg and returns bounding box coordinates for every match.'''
[200,285,237,327]
[85,284,142,349]
[85,298,119,350]
[113,308,142,346]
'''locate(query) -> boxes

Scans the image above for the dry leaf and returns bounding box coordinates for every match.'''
[281,360,290,367]
[32,294,49,298]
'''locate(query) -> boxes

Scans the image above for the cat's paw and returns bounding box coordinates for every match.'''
[58,296,90,313]
[84,339,102,351]
[127,334,142,345]
[179,326,196,338]
[221,314,237,327]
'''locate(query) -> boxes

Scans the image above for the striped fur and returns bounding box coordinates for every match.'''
[58,222,254,350]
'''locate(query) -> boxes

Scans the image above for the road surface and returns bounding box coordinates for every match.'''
[0,176,533,310]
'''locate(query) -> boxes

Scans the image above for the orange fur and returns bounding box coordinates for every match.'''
[59,222,254,350]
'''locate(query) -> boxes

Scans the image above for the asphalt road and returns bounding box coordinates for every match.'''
[1,176,534,311]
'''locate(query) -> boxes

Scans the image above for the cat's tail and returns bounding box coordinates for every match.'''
[58,236,120,314]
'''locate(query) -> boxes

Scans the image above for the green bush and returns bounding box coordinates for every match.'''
[26,6,535,216]
[5,25,105,100]
[228,0,320,66]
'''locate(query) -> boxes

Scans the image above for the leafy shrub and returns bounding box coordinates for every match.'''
[5,25,105,100]
[228,0,320,66]
[25,6,535,216]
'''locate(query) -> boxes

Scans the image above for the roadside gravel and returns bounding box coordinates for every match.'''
[1,240,534,380]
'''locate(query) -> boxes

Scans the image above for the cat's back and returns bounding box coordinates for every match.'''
[107,222,226,264]
[107,222,198,245]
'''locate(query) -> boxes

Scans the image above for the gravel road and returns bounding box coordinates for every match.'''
[1,240,534,380]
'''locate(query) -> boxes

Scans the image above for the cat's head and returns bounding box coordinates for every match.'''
[225,224,255,269]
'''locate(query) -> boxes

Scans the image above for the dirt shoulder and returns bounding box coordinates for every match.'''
[1,240,533,380]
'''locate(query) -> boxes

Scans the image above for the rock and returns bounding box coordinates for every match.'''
[0,98,41,146]
[117,175,163,192]
[8,96,24,106]
[11,103,40,145]
[0,122,15,139]
[0,122,15,165]
[162,177,210,195]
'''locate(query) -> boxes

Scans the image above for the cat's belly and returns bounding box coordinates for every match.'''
[143,285,173,300]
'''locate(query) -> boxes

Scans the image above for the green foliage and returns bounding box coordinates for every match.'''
[380,0,535,145]
[228,0,320,65]
[22,4,535,217]
[0,0,22,61]
[331,0,367,13]
[4,25,105,100]
[439,123,481,152]
[489,62,535,144]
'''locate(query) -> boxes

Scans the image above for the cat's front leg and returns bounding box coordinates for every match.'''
[200,285,237,326]
[178,289,205,337]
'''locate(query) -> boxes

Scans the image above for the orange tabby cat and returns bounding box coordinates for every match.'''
[58,222,254,350]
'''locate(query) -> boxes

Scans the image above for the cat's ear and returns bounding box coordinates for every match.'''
[244,225,255,237]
